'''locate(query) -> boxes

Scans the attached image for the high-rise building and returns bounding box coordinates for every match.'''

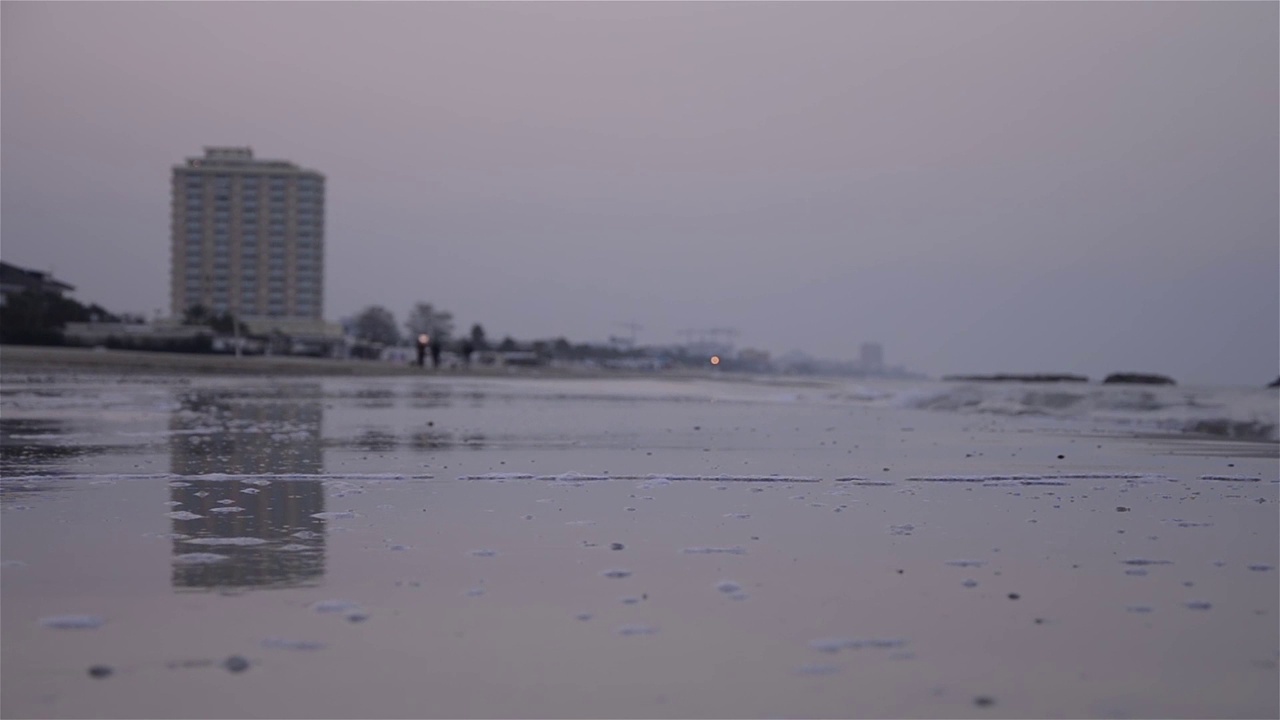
[170,147,324,325]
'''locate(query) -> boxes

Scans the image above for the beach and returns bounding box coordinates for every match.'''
[1,356,1276,718]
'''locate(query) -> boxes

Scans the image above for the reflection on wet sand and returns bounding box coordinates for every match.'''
[168,385,327,590]
[169,385,323,475]
[169,478,326,590]
[0,418,112,474]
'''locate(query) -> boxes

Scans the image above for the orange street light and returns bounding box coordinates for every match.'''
[710,355,721,366]
[419,334,429,345]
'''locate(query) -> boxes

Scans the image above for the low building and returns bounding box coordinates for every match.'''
[0,261,75,306]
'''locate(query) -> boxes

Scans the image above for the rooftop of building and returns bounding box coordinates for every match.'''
[177,147,323,176]
[0,260,76,295]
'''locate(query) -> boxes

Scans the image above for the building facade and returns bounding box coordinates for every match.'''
[170,147,324,324]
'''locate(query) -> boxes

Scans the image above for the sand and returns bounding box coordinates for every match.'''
[1,372,1276,719]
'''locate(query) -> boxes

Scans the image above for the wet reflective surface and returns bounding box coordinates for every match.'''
[1,373,1276,718]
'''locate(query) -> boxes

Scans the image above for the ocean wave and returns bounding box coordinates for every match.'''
[829,381,1278,442]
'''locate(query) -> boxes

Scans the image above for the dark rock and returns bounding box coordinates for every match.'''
[88,665,113,679]
[1102,373,1176,385]
[611,543,624,551]
[223,655,250,673]
[1268,377,1280,389]
[974,696,995,707]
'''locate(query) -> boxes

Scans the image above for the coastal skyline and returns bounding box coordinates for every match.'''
[2,2,1276,385]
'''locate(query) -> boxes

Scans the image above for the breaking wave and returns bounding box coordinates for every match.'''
[826,381,1278,442]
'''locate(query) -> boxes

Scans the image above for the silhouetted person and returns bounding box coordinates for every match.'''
[415,334,428,368]
[430,339,442,369]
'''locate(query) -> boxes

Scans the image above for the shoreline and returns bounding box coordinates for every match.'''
[0,344,653,379]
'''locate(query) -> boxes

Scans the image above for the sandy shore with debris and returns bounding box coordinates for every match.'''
[1,373,1275,719]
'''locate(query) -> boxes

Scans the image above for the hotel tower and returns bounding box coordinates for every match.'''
[170,147,324,325]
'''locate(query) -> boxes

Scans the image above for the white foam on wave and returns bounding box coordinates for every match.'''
[40,614,104,629]
[262,637,327,651]
[312,511,358,520]
[682,546,747,555]
[167,511,205,520]
[173,553,230,565]
[184,537,270,547]
[906,473,1155,484]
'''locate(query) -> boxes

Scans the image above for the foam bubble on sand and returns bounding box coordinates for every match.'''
[311,511,358,520]
[1122,559,1173,566]
[40,614,104,629]
[470,549,497,557]
[1126,605,1154,613]
[946,560,986,568]
[889,525,915,536]
[601,569,632,579]
[809,637,907,653]
[1200,475,1263,482]
[716,581,742,594]
[466,587,485,597]
[724,513,751,519]
[682,546,747,555]
[312,599,360,613]
[174,553,230,564]
[907,473,1151,483]
[460,473,537,481]
[184,537,270,546]
[167,511,205,520]
[575,612,593,621]
[797,663,841,676]
[617,625,658,636]
[1185,601,1213,610]
[565,520,596,526]
[262,637,326,651]
[1247,564,1273,572]
[1,560,27,568]
[209,506,245,514]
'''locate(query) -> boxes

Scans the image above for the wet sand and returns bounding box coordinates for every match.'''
[1,373,1276,719]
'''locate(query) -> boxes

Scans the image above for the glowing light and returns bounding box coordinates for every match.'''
[710,355,721,366]
[419,334,429,345]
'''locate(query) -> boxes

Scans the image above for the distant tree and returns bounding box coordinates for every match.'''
[404,303,454,342]
[497,336,518,352]
[352,305,400,346]
[470,324,489,352]
[182,304,245,335]
[182,304,212,326]
[552,337,572,357]
[0,289,119,345]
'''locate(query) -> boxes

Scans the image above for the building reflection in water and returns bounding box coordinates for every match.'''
[168,385,326,590]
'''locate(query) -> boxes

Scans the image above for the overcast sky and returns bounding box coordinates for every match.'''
[2,2,1276,385]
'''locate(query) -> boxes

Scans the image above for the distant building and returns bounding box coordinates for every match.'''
[859,342,884,373]
[0,261,75,306]
[170,147,327,332]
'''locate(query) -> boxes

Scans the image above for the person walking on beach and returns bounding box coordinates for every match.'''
[429,336,442,369]
[416,334,428,368]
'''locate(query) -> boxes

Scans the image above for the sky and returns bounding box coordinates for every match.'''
[2,1,1276,386]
